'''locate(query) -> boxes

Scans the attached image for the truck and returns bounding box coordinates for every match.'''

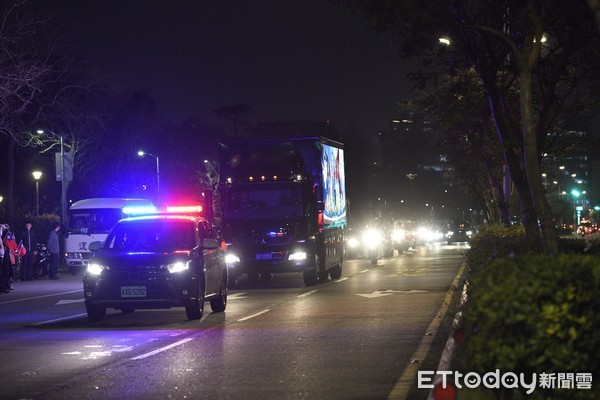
[64,198,156,270]
[219,137,346,286]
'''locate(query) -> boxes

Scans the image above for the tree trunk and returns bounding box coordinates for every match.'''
[483,85,540,242]
[5,139,17,227]
[519,61,559,255]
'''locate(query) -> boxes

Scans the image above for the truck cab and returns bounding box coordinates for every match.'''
[219,137,346,286]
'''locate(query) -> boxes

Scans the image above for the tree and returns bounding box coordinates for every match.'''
[0,0,109,224]
[402,71,509,225]
[341,0,600,254]
[213,103,251,136]
[0,0,58,224]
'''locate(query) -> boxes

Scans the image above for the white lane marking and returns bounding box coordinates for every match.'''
[33,313,88,326]
[356,289,428,299]
[237,309,270,322]
[56,299,85,305]
[297,290,318,298]
[387,262,467,399]
[334,277,349,282]
[0,290,83,306]
[227,292,247,300]
[359,269,369,274]
[131,337,194,360]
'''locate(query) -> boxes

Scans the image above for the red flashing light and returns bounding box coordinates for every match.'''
[166,205,203,213]
[433,383,456,400]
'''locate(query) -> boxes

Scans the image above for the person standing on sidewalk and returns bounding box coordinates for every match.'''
[0,224,10,293]
[47,222,61,280]
[20,222,38,280]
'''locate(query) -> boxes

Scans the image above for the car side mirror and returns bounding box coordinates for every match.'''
[202,238,220,250]
[89,241,102,252]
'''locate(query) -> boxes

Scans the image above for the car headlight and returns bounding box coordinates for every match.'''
[288,251,307,261]
[165,261,190,273]
[466,230,473,236]
[392,229,405,241]
[225,254,241,264]
[87,263,106,276]
[347,237,360,248]
[362,228,382,249]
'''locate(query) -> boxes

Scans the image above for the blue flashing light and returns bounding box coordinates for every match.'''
[123,205,157,215]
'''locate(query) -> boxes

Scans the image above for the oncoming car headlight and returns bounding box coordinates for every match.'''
[362,228,382,249]
[166,261,190,273]
[87,263,106,276]
[347,237,360,248]
[392,229,405,241]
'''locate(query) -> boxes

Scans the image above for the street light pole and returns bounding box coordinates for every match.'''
[138,151,160,207]
[60,135,67,224]
[37,129,67,224]
[32,171,42,216]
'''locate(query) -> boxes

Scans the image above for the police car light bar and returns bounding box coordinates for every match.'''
[165,205,203,213]
[123,205,157,215]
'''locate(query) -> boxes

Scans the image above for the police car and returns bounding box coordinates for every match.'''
[83,209,227,321]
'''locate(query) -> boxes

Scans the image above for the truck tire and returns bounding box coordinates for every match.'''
[303,267,318,286]
[247,272,260,283]
[329,263,342,280]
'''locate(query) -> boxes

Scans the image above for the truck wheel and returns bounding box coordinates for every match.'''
[185,281,205,320]
[329,263,342,280]
[259,272,273,281]
[247,272,260,283]
[86,304,106,322]
[303,268,318,286]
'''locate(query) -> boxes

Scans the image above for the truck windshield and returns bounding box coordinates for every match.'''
[225,185,303,218]
[67,209,123,235]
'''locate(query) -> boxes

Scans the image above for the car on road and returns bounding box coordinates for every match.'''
[83,213,228,321]
[446,224,474,245]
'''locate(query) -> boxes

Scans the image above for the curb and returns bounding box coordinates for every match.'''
[427,267,469,400]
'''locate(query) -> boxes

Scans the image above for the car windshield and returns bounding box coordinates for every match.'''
[104,220,195,252]
[224,184,303,218]
[67,208,123,234]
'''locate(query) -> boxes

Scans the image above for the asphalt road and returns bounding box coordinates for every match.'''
[0,242,467,400]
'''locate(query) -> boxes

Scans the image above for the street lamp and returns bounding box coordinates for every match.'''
[37,129,67,224]
[138,150,160,206]
[32,171,42,216]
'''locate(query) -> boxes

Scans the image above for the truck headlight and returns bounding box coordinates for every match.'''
[288,251,307,261]
[225,254,241,264]
[166,261,190,273]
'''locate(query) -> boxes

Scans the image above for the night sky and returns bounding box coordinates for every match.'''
[47,0,413,133]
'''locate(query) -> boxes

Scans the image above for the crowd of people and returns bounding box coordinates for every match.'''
[0,221,61,294]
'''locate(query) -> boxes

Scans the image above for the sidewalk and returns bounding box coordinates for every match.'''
[2,271,83,300]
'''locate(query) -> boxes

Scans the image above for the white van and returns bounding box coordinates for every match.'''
[65,198,156,269]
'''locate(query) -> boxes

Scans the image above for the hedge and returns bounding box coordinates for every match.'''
[456,254,600,399]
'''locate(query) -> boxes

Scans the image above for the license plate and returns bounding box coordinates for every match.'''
[256,253,272,260]
[121,286,146,297]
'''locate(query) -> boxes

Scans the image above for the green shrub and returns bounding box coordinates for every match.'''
[457,254,600,399]
[466,225,541,271]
